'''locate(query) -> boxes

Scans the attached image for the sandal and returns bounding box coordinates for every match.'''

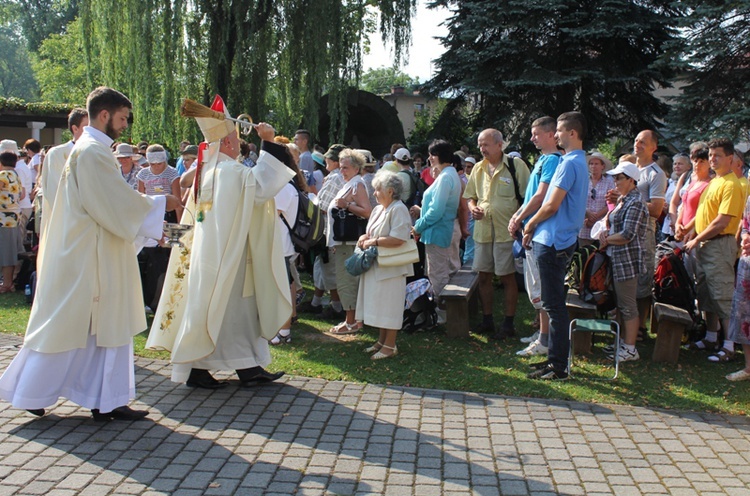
[364,342,383,353]
[328,321,359,335]
[686,338,719,351]
[637,327,647,342]
[371,345,397,360]
[708,347,735,363]
[0,285,14,294]
[270,331,291,345]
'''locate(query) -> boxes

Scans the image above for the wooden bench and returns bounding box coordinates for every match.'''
[566,289,600,354]
[440,264,480,338]
[651,302,693,363]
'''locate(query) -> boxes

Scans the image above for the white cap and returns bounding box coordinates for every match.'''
[0,139,19,155]
[607,161,640,181]
[465,156,476,165]
[394,148,411,162]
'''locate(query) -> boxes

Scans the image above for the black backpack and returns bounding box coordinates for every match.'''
[398,169,420,207]
[280,186,327,253]
[566,242,599,292]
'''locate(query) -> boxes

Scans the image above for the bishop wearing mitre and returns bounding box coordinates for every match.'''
[146,95,294,389]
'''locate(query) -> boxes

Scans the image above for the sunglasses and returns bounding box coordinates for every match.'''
[590,188,596,200]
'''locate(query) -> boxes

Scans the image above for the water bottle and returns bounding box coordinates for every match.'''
[24,284,31,297]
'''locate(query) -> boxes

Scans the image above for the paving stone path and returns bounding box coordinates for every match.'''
[1,334,749,495]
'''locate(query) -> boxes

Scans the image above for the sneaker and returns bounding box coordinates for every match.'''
[609,345,639,362]
[295,289,307,306]
[520,330,540,344]
[527,363,568,380]
[490,324,516,341]
[726,369,750,382]
[516,340,548,357]
[602,340,620,354]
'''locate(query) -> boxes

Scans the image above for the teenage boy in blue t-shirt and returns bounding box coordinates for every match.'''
[522,111,590,380]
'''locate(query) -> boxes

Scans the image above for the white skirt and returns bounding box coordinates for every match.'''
[0,334,134,412]
[355,264,406,330]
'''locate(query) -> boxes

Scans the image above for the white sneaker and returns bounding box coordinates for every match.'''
[520,330,540,344]
[611,346,639,362]
[516,339,549,356]
[436,308,447,325]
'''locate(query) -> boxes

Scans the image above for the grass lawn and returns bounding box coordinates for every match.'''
[2,276,749,416]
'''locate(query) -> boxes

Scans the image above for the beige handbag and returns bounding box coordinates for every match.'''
[378,238,419,267]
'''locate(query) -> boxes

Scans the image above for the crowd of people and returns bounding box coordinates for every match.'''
[0,88,749,421]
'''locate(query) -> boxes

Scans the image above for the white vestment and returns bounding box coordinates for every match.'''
[0,127,165,411]
[146,146,294,383]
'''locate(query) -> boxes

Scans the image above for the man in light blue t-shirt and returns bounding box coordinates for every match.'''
[508,116,562,358]
[522,111,589,380]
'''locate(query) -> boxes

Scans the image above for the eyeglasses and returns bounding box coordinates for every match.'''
[590,188,596,200]
[614,174,627,181]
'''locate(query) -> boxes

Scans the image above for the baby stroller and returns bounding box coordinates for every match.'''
[402,278,438,333]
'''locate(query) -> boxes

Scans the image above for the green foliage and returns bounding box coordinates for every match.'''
[0,96,74,114]
[9,0,78,52]
[31,18,92,104]
[408,97,475,153]
[76,0,416,148]
[669,1,750,141]
[359,66,420,95]
[0,11,39,100]
[424,0,679,149]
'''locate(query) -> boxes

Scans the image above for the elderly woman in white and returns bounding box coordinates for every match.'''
[356,171,414,359]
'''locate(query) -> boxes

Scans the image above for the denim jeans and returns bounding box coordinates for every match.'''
[533,241,576,370]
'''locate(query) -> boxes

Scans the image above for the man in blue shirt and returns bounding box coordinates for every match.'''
[508,116,562,358]
[522,112,589,380]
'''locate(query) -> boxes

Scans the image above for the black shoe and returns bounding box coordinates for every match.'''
[321,305,345,320]
[186,368,229,390]
[298,301,323,314]
[26,409,45,417]
[92,406,149,422]
[527,363,568,380]
[237,367,285,387]
[528,360,549,370]
[471,321,495,335]
[490,324,516,341]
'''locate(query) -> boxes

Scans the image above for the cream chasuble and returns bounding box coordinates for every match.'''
[38,140,74,273]
[146,147,294,370]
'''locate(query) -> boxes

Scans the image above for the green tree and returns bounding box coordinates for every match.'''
[12,0,79,51]
[359,66,420,95]
[31,18,93,104]
[0,3,38,100]
[669,1,750,141]
[424,0,679,149]
[78,0,417,148]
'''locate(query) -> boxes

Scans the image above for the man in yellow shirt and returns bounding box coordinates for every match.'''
[464,129,529,339]
[685,138,745,362]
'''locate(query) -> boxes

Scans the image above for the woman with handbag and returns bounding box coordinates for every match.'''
[327,149,372,334]
[409,140,462,325]
[355,171,414,359]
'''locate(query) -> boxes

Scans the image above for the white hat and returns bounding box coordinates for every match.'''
[113,143,138,158]
[0,139,19,155]
[465,156,476,165]
[194,95,235,143]
[607,161,640,181]
[508,151,522,159]
[356,149,376,167]
[394,148,411,162]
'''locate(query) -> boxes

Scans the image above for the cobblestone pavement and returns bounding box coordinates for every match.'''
[1,334,750,496]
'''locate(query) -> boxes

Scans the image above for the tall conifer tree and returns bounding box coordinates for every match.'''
[424,0,679,147]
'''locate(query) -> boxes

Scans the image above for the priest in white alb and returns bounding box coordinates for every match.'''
[0,87,181,421]
[146,95,294,389]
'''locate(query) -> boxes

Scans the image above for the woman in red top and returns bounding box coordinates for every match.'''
[675,143,711,243]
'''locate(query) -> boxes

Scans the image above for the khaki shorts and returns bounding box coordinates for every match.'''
[473,240,515,276]
[695,235,736,319]
[636,227,656,299]
[614,277,638,321]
